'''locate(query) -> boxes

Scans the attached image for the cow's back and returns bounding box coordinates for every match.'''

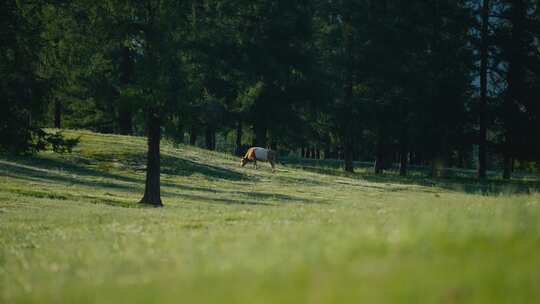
[253,147,269,161]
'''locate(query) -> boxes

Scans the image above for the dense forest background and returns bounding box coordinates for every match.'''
[2,0,540,205]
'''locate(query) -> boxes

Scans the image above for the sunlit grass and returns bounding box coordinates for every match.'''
[1,130,540,303]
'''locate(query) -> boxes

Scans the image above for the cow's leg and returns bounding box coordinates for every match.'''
[269,159,275,172]
[253,159,257,169]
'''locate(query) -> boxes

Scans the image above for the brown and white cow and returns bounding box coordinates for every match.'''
[241,147,277,171]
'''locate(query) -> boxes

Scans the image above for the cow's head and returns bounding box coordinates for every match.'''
[240,157,249,167]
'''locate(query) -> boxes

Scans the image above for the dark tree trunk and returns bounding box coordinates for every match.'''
[140,107,162,206]
[418,153,424,166]
[205,126,215,150]
[503,154,512,179]
[324,146,330,160]
[118,107,132,135]
[344,138,354,172]
[399,152,408,176]
[502,0,525,180]
[374,138,384,174]
[431,158,441,178]
[189,127,197,145]
[54,99,61,129]
[430,127,450,178]
[235,120,242,155]
[511,157,515,172]
[301,146,306,158]
[342,14,355,173]
[478,0,490,179]
[315,148,320,160]
[414,152,423,166]
[352,145,359,161]
[457,148,465,169]
[176,123,185,144]
[399,128,408,176]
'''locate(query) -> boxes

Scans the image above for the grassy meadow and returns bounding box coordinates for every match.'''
[1,130,540,303]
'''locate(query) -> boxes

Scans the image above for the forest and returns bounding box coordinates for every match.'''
[4,1,540,302]
[2,0,540,206]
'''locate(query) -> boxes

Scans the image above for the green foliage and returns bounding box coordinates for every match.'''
[0,1,49,154]
[4,0,540,173]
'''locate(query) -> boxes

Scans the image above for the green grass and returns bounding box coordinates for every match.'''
[1,130,540,303]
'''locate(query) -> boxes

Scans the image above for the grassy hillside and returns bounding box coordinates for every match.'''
[1,130,540,303]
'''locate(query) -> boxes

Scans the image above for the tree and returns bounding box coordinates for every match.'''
[135,0,192,206]
[501,0,526,179]
[478,0,491,179]
[0,1,79,154]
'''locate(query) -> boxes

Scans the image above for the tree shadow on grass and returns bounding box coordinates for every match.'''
[160,155,249,181]
[0,158,141,192]
[1,154,141,181]
[164,192,274,206]
[2,149,249,186]
[88,151,250,181]
[0,152,252,208]
[229,191,327,204]
[273,174,329,187]
[360,172,539,195]
[1,151,329,207]
[161,183,327,205]
[295,164,540,195]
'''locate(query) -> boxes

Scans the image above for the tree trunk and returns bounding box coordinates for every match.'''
[478,0,490,179]
[511,157,515,172]
[503,154,512,179]
[235,120,242,155]
[301,146,306,158]
[502,0,525,180]
[399,128,408,176]
[431,157,444,178]
[438,133,449,178]
[315,148,320,160]
[205,125,215,150]
[189,126,197,145]
[417,153,424,166]
[344,138,354,172]
[177,123,185,144]
[342,14,355,173]
[374,138,384,174]
[457,148,465,169]
[324,146,330,160]
[399,152,408,176]
[54,99,61,129]
[140,107,162,206]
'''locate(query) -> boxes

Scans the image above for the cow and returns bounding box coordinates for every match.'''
[241,147,277,171]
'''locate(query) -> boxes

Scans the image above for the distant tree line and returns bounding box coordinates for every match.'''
[2,0,540,205]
